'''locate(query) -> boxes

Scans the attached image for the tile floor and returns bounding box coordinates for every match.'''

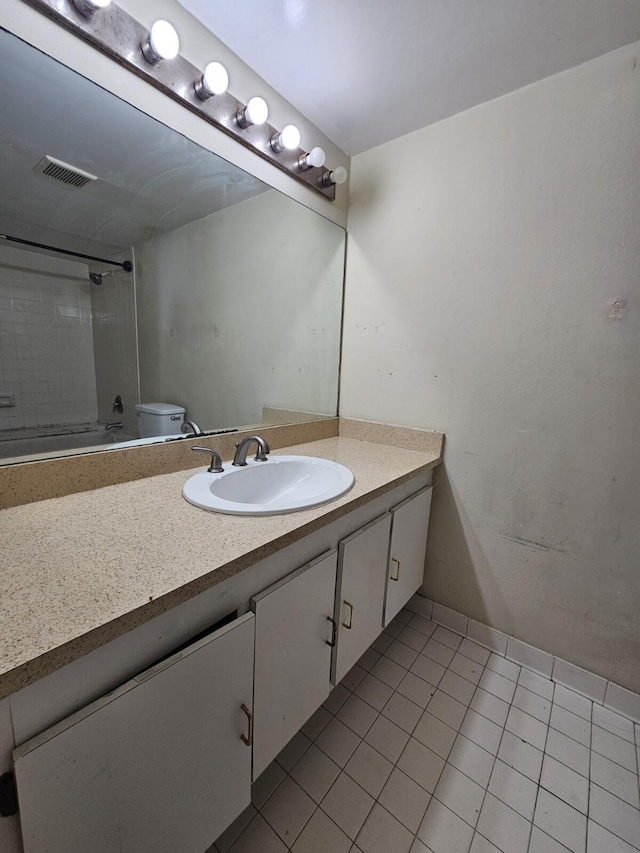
[212,609,640,853]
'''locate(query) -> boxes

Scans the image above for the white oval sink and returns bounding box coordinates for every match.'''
[182,455,355,516]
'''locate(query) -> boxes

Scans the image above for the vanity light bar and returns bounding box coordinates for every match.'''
[23,0,347,200]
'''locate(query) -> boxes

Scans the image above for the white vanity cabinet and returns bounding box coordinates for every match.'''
[4,469,435,853]
[251,551,337,780]
[384,486,433,626]
[331,513,393,684]
[12,613,255,853]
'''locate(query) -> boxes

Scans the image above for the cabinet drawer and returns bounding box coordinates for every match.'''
[13,613,255,853]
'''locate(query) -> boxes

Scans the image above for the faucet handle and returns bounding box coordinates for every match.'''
[191,446,224,473]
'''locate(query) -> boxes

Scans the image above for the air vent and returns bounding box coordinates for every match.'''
[34,155,98,189]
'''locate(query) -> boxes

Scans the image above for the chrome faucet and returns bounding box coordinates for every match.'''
[104,421,123,431]
[181,420,202,436]
[232,435,271,466]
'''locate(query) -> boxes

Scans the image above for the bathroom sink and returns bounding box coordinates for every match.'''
[182,455,355,516]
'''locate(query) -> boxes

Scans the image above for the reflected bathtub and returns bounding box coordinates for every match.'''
[0,426,134,462]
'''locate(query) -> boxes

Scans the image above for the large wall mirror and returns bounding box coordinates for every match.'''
[0,28,345,465]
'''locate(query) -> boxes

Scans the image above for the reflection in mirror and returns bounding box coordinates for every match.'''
[0,28,345,465]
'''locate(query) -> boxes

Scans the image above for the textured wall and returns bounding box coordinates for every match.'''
[135,189,344,430]
[341,43,640,690]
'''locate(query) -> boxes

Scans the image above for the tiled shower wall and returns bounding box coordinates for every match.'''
[90,251,139,437]
[0,245,98,431]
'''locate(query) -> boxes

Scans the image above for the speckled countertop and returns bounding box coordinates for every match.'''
[0,433,442,700]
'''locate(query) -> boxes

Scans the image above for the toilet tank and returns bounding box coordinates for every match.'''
[135,403,185,438]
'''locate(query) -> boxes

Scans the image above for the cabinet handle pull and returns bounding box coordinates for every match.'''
[390,558,401,582]
[240,704,253,747]
[326,616,337,647]
[342,600,354,629]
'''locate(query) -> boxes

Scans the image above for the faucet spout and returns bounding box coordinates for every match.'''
[104,421,123,431]
[232,435,271,467]
[182,420,202,436]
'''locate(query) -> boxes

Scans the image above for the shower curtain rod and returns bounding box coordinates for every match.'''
[0,234,132,272]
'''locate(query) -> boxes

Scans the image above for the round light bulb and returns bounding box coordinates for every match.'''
[330,166,348,185]
[298,146,326,171]
[142,20,180,64]
[272,124,301,153]
[280,124,301,150]
[71,0,111,16]
[196,61,229,99]
[245,96,269,126]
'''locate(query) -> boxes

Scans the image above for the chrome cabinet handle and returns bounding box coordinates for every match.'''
[240,703,253,746]
[390,558,401,582]
[326,616,337,647]
[342,600,354,630]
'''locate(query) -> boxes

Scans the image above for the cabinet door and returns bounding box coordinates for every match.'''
[251,551,337,779]
[384,486,433,626]
[332,513,392,684]
[13,613,255,853]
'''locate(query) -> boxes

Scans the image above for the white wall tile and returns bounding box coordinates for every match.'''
[431,603,468,636]
[466,619,508,656]
[592,704,635,743]
[406,595,433,620]
[552,657,607,703]
[506,637,554,678]
[1,247,99,433]
[604,681,640,724]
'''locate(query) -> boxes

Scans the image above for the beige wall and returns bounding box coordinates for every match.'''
[135,190,344,430]
[341,43,640,691]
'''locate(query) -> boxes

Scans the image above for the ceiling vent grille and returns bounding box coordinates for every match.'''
[34,155,98,189]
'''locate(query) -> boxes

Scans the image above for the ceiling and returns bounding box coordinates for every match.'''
[0,29,266,258]
[179,0,640,155]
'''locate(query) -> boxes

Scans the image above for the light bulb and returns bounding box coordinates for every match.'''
[141,20,180,65]
[195,61,229,100]
[330,166,348,185]
[71,0,111,17]
[298,146,326,170]
[237,96,269,129]
[271,124,301,153]
[322,166,348,187]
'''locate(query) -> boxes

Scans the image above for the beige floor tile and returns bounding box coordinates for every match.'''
[364,714,410,763]
[417,798,474,853]
[261,777,316,846]
[316,717,361,768]
[291,808,351,853]
[321,772,374,840]
[345,741,394,798]
[397,737,446,794]
[434,763,485,827]
[378,767,432,833]
[356,803,414,853]
[290,743,341,803]
[381,691,423,734]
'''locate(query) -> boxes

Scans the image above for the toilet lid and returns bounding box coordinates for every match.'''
[135,403,185,415]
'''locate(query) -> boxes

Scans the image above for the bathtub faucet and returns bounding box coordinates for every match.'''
[105,422,123,431]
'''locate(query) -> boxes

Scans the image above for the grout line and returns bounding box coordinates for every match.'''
[528,681,555,852]
[232,614,640,853]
